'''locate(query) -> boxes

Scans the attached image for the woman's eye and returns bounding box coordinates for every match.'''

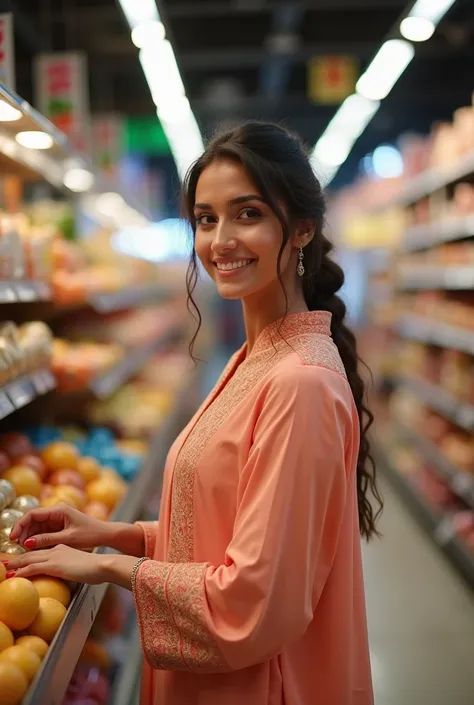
[239,207,261,219]
[195,214,215,226]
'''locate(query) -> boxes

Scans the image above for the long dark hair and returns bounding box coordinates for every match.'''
[182,121,382,541]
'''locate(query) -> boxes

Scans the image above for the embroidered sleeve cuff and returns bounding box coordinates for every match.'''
[133,559,229,673]
[134,521,158,557]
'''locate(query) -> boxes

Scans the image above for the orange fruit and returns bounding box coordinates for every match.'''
[27,598,66,643]
[2,466,42,499]
[0,622,14,653]
[0,661,28,705]
[41,442,79,472]
[83,501,109,521]
[52,486,86,511]
[86,477,126,511]
[0,563,6,583]
[30,577,71,608]
[80,638,110,669]
[0,645,41,683]
[14,636,48,661]
[0,578,39,631]
[76,457,100,484]
[49,470,85,491]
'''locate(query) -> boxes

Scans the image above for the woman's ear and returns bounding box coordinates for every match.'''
[292,220,315,249]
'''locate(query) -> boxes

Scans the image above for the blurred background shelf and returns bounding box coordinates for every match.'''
[402,216,474,252]
[398,266,474,291]
[0,368,55,420]
[394,375,474,432]
[396,316,474,355]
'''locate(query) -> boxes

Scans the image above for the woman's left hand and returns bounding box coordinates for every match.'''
[3,545,108,584]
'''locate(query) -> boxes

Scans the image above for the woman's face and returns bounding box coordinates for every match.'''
[194,159,298,302]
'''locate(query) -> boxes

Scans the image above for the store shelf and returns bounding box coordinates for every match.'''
[0,281,52,304]
[395,420,474,510]
[375,440,474,586]
[397,315,474,355]
[398,265,474,291]
[90,327,182,399]
[402,215,474,252]
[395,375,474,432]
[88,283,174,314]
[395,151,474,208]
[0,369,56,421]
[22,381,190,705]
[109,622,142,705]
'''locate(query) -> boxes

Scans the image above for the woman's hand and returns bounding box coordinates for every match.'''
[3,547,138,590]
[3,545,108,584]
[9,503,110,551]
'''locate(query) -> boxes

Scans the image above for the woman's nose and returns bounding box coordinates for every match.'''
[211,222,238,253]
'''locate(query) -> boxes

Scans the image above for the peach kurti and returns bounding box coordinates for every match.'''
[134,311,373,705]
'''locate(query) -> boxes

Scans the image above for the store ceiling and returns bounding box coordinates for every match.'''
[8,0,474,188]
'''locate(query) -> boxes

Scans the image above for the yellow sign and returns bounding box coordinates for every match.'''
[308,56,357,104]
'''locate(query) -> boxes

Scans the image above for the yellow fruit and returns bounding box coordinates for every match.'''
[0,563,5,583]
[0,623,14,653]
[86,477,126,511]
[0,578,39,631]
[0,645,41,683]
[27,598,66,643]
[0,661,28,705]
[2,467,42,499]
[41,442,79,472]
[76,457,100,484]
[30,577,71,608]
[14,636,48,661]
[52,486,86,511]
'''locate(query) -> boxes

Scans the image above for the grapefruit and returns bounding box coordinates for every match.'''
[27,598,66,643]
[0,645,41,683]
[0,578,39,631]
[0,622,14,653]
[0,661,28,705]
[15,636,48,661]
[30,577,71,608]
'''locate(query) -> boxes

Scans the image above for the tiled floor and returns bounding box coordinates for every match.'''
[363,480,474,705]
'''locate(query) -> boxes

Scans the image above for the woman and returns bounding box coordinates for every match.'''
[6,122,381,705]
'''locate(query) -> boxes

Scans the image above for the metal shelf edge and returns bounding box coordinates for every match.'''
[0,369,56,421]
[397,316,474,356]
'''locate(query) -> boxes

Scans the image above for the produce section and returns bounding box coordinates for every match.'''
[365,99,474,586]
[0,86,199,705]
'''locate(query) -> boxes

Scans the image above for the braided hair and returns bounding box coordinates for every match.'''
[183,121,382,541]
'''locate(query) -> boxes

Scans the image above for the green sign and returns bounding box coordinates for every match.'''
[123,117,171,156]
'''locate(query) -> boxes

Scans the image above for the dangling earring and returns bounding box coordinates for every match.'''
[297,247,305,277]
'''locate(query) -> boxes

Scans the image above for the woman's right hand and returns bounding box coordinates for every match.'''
[10,503,109,551]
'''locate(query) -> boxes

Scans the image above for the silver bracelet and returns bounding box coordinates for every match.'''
[131,556,150,593]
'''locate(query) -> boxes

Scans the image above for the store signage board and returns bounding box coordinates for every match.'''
[0,13,15,90]
[35,52,91,154]
[308,55,357,104]
[92,114,124,178]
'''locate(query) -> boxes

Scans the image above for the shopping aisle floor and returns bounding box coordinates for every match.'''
[363,479,474,705]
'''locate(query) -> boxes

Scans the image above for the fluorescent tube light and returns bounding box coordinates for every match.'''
[117,0,159,29]
[15,131,54,150]
[356,39,414,101]
[131,20,166,48]
[0,100,22,122]
[409,0,457,25]
[400,16,435,41]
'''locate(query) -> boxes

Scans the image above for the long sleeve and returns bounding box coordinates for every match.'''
[133,364,356,674]
[135,521,159,557]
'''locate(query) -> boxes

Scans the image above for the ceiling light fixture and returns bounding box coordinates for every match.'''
[356,39,415,101]
[0,100,22,122]
[400,16,435,41]
[15,131,54,150]
[117,0,160,29]
[63,167,95,192]
[408,0,457,25]
[131,20,166,48]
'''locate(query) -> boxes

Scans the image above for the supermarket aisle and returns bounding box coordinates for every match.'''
[363,479,474,705]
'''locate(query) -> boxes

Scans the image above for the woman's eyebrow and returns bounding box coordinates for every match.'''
[194,194,265,210]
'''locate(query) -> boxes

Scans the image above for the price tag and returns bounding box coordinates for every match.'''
[0,390,15,420]
[6,378,35,408]
[0,282,17,303]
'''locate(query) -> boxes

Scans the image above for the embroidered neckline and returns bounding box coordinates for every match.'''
[250,310,332,357]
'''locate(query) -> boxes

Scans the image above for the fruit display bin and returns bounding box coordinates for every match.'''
[21,379,193,705]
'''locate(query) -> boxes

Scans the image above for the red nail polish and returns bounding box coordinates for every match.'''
[24,538,36,549]
[6,571,15,579]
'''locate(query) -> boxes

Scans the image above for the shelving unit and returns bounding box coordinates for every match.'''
[22,381,192,705]
[397,315,474,355]
[375,441,474,586]
[402,215,474,252]
[394,375,474,433]
[398,265,474,291]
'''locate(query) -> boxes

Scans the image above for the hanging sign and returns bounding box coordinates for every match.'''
[35,52,91,152]
[92,114,124,177]
[308,55,357,104]
[0,13,15,90]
